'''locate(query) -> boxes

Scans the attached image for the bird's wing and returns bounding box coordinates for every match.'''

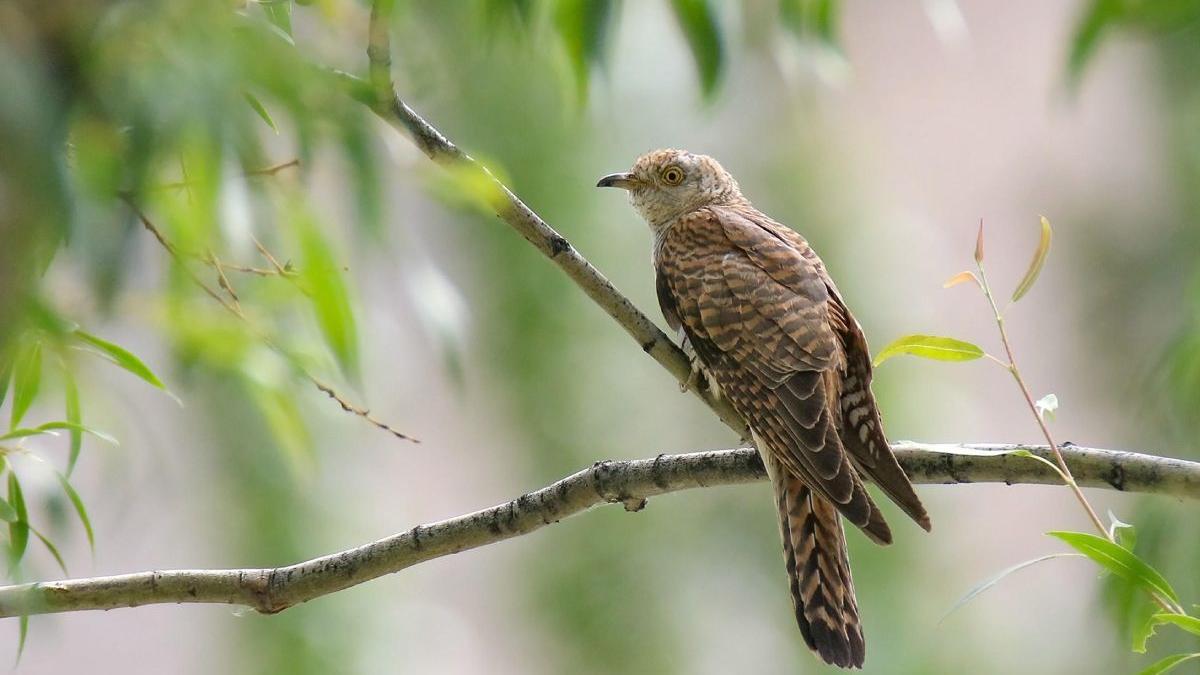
[727,210,930,532]
[825,287,932,531]
[656,206,890,543]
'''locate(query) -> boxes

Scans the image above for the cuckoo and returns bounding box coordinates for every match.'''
[598,149,931,668]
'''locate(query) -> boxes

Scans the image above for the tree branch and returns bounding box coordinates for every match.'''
[0,443,1194,618]
[357,1,749,437]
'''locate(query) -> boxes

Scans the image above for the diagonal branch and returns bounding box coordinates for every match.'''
[358,0,748,437]
[0,443,1195,618]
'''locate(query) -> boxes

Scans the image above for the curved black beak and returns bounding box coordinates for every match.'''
[596,172,637,189]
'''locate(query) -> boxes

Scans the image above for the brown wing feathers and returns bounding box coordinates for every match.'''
[656,204,929,667]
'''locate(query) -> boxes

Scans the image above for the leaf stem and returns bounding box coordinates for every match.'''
[976,264,1107,537]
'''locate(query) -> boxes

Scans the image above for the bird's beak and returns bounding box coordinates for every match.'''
[596,172,638,190]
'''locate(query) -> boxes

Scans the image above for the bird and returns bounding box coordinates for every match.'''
[597,149,931,669]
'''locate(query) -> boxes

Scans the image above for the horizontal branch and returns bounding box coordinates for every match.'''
[0,443,1194,619]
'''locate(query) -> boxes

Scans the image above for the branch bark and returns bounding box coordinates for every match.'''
[0,443,1195,618]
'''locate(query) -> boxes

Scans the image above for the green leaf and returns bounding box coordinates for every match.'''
[1135,607,1163,654]
[1067,0,1124,87]
[0,348,13,409]
[1011,216,1052,302]
[941,553,1083,623]
[872,335,985,367]
[31,528,67,575]
[669,0,724,98]
[297,216,360,379]
[36,421,117,445]
[780,0,841,48]
[64,369,82,475]
[56,472,94,552]
[243,92,279,134]
[0,499,17,523]
[7,473,28,570]
[0,422,116,445]
[74,329,167,390]
[1048,531,1179,605]
[1035,393,1058,421]
[554,0,616,101]
[16,615,28,665]
[1139,653,1200,675]
[10,340,42,430]
[261,0,293,37]
[1153,614,1200,638]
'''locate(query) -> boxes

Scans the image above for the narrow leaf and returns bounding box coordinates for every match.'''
[1153,614,1200,638]
[16,615,28,665]
[7,473,28,569]
[940,553,1083,623]
[669,0,724,98]
[1048,531,1179,605]
[975,218,985,264]
[31,528,67,575]
[0,428,57,441]
[1011,216,1052,302]
[243,92,279,134]
[36,421,117,446]
[64,369,82,475]
[943,270,981,290]
[554,0,615,101]
[1066,0,1124,87]
[872,335,985,367]
[10,340,42,430]
[297,217,360,379]
[56,473,94,552]
[0,499,16,523]
[1139,653,1200,675]
[74,330,166,390]
[780,0,842,48]
[261,0,293,37]
[0,349,13,409]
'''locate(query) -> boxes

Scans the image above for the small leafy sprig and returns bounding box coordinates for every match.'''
[875,218,1199,674]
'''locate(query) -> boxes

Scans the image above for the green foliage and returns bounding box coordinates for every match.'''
[554,0,616,102]
[73,330,167,391]
[872,334,985,366]
[780,0,841,48]
[1139,652,1200,675]
[1068,0,1200,87]
[669,0,725,98]
[1048,531,1181,610]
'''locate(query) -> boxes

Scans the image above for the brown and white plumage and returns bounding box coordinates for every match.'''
[599,149,930,668]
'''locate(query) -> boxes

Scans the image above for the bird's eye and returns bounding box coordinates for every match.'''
[661,166,685,185]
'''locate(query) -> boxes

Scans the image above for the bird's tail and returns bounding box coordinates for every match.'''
[772,458,865,668]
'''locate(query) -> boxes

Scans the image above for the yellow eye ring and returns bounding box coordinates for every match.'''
[661,166,684,185]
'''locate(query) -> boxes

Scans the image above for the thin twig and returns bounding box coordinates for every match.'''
[0,443,1193,619]
[124,196,417,443]
[978,264,1107,536]
[154,158,301,192]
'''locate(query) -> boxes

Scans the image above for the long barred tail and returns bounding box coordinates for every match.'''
[772,458,866,668]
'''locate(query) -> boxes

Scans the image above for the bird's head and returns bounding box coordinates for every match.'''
[597,149,743,229]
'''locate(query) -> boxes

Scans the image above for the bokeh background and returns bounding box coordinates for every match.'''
[2,0,1199,673]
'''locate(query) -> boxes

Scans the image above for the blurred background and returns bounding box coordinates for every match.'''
[1,0,1199,672]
